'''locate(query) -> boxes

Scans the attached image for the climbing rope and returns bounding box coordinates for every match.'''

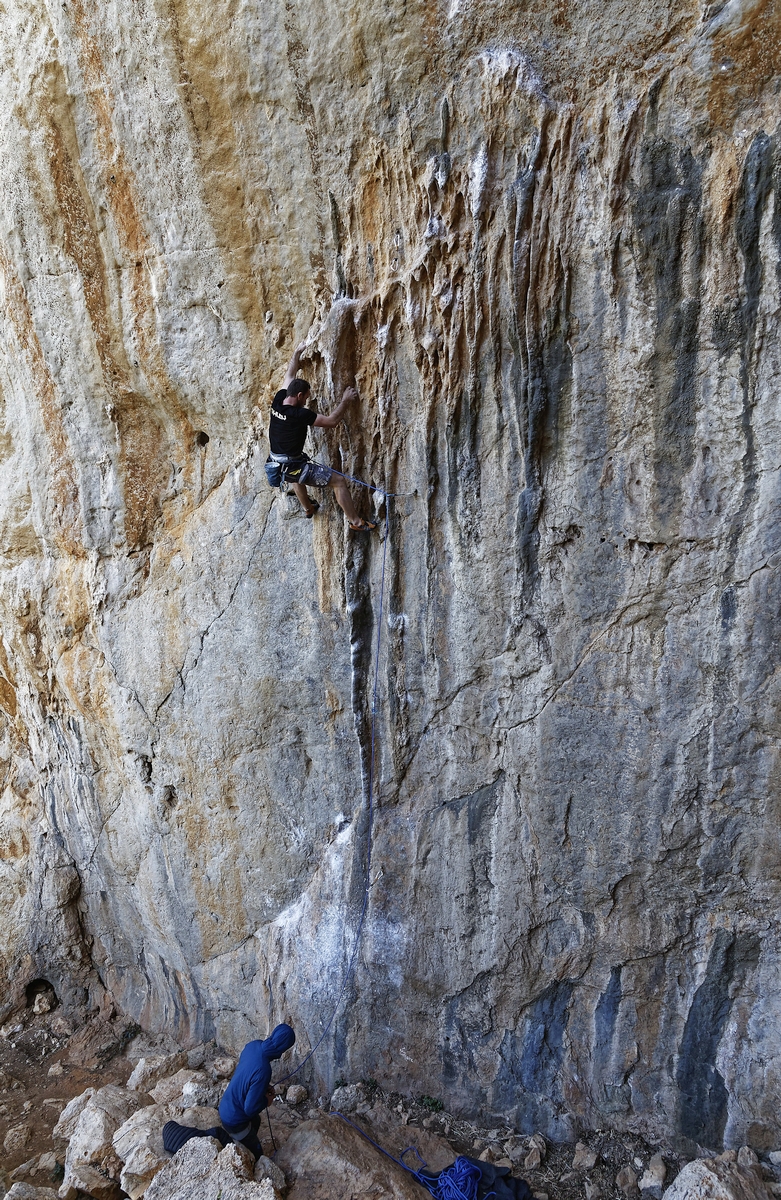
[328,465,415,498]
[265,1106,277,1154]
[329,1112,493,1200]
[276,488,393,1083]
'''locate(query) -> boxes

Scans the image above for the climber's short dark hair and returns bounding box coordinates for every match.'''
[286,378,311,397]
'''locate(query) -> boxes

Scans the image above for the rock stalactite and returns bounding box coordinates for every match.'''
[0,0,780,1154]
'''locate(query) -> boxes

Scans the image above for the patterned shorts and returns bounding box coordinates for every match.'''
[300,461,333,488]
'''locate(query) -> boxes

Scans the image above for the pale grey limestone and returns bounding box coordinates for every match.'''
[0,0,778,1159]
[144,1141,277,1200]
[127,1055,188,1094]
[276,1115,427,1200]
[662,1161,776,1200]
[59,1086,145,1200]
[52,1091,94,1142]
[112,1106,169,1200]
[6,1187,60,1200]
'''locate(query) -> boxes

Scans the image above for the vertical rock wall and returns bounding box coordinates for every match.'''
[0,0,780,1152]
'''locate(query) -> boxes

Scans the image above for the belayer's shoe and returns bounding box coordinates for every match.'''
[348,517,378,532]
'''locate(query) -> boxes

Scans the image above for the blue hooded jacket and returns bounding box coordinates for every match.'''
[218,1024,296,1128]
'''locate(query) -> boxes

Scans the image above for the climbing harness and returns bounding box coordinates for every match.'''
[330,1112,494,1200]
[266,451,415,498]
[265,452,311,487]
[266,452,415,500]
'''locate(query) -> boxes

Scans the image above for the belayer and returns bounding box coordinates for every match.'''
[217,1023,296,1156]
[265,341,378,532]
[162,1023,296,1160]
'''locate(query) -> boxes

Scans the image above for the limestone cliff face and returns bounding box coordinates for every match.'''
[1,0,780,1153]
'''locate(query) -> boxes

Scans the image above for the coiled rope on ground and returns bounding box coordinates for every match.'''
[330,1112,490,1200]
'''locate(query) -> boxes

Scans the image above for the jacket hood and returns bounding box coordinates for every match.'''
[264,1023,296,1059]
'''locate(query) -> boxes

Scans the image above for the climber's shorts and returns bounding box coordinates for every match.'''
[299,461,333,488]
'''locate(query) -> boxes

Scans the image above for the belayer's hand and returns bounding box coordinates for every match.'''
[266,1086,276,1106]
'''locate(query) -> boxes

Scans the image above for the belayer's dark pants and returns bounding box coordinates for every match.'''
[222,1113,262,1158]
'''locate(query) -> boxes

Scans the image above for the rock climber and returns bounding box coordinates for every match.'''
[162,1023,295,1160]
[266,341,378,532]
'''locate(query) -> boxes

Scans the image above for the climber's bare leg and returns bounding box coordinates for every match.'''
[328,477,361,524]
[291,482,316,514]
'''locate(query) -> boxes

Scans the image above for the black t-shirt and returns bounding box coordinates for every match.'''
[269,390,317,457]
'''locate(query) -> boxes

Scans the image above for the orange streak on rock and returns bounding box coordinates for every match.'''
[0,246,83,557]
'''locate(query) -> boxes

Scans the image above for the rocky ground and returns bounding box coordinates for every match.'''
[3,996,781,1200]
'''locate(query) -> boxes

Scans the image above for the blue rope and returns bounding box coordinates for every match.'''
[330,1110,425,1171]
[327,465,415,497]
[330,1112,489,1200]
[276,497,392,1083]
[436,1159,489,1200]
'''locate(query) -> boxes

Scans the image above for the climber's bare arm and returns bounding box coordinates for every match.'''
[314,386,357,429]
[283,341,308,388]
